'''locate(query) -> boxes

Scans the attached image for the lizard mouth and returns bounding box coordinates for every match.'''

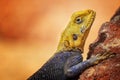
[86,11,96,29]
[78,11,96,52]
[80,11,96,33]
[86,11,96,30]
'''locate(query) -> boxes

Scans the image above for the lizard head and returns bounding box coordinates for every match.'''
[57,9,96,53]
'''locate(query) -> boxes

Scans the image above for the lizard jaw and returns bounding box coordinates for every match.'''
[78,10,96,52]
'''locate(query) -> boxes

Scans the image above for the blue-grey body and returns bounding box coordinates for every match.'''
[28,50,94,80]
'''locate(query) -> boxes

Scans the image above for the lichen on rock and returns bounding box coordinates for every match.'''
[79,7,120,80]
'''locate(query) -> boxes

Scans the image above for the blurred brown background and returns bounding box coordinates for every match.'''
[0,0,119,80]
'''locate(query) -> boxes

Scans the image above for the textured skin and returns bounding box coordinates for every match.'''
[28,9,114,80]
[57,9,96,52]
[28,50,101,80]
[28,51,83,80]
[28,10,96,80]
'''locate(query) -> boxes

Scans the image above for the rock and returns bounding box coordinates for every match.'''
[79,7,120,80]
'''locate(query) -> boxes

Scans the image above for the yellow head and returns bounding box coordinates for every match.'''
[57,9,96,53]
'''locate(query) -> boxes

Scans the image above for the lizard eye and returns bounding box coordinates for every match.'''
[75,17,82,24]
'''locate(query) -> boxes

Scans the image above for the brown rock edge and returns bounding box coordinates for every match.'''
[79,7,120,80]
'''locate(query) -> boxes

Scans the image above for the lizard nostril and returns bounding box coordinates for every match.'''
[73,34,78,40]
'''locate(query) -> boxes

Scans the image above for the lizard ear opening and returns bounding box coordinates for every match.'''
[72,34,78,40]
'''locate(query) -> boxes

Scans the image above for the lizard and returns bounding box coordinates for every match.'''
[27,9,112,80]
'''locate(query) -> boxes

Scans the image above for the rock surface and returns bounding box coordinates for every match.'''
[79,7,120,80]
